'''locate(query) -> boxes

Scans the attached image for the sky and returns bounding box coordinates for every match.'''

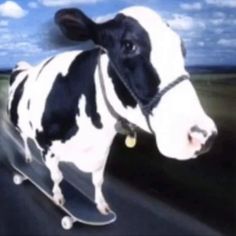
[0,0,236,68]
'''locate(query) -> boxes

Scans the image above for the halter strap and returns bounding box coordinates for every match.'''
[97,48,189,135]
[97,50,137,137]
[141,75,189,117]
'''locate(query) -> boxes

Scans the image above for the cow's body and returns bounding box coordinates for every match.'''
[9,49,115,169]
[8,6,217,214]
[9,48,149,213]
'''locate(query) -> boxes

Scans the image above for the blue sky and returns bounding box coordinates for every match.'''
[0,0,236,68]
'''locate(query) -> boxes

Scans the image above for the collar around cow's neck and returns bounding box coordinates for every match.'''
[97,47,189,135]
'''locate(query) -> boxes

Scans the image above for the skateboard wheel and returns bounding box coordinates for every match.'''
[61,216,74,230]
[13,174,27,185]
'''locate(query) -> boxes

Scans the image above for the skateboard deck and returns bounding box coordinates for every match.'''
[9,155,116,229]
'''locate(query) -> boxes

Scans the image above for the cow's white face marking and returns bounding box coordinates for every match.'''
[120,7,217,159]
[149,80,217,159]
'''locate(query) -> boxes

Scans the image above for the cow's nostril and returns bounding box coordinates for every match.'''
[195,131,217,156]
[190,125,208,138]
[188,126,208,146]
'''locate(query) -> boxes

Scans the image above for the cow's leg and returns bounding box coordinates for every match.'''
[22,136,32,163]
[44,151,65,205]
[92,164,111,215]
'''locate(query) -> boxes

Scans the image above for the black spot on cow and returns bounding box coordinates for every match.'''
[36,56,55,80]
[108,65,137,108]
[29,121,33,129]
[9,76,27,127]
[36,49,102,150]
[9,69,24,85]
[27,100,31,110]
[181,39,187,58]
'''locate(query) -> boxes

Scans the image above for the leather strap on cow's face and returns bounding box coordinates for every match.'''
[97,49,137,140]
[97,48,189,135]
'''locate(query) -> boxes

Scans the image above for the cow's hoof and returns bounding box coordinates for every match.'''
[97,202,111,215]
[53,193,65,206]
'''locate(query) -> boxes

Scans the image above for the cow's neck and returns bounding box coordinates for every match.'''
[95,53,151,133]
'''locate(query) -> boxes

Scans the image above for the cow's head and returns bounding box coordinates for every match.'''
[55,6,217,160]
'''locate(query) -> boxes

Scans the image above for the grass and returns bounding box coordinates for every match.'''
[0,75,9,119]
[192,72,236,81]
[0,73,9,80]
[191,73,236,130]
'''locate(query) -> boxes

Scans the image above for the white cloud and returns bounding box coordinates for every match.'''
[213,12,225,18]
[205,0,236,8]
[39,0,103,6]
[209,13,236,26]
[0,27,9,33]
[198,41,205,47]
[0,30,42,56]
[218,38,236,47]
[210,18,224,25]
[167,14,205,31]
[0,20,9,26]
[95,13,115,23]
[28,2,39,8]
[1,33,12,40]
[0,40,42,54]
[0,1,27,18]
[214,28,224,34]
[180,2,202,10]
[0,51,8,56]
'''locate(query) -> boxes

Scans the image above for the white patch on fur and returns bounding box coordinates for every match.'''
[150,80,216,159]
[50,95,116,173]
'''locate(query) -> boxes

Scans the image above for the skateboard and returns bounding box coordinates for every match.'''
[9,155,116,230]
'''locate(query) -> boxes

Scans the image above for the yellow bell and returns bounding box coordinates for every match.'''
[125,135,137,148]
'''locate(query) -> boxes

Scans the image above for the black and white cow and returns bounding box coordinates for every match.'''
[8,6,217,214]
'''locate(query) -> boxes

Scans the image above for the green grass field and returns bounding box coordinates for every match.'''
[191,73,236,131]
[0,74,9,109]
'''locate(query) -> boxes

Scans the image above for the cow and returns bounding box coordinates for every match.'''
[8,6,217,215]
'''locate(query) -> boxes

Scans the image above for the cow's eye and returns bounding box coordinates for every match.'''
[122,40,137,54]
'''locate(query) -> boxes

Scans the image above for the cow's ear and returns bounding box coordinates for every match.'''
[55,8,96,41]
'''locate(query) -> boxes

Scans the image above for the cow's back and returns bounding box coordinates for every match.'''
[8,49,104,155]
[8,51,83,138]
